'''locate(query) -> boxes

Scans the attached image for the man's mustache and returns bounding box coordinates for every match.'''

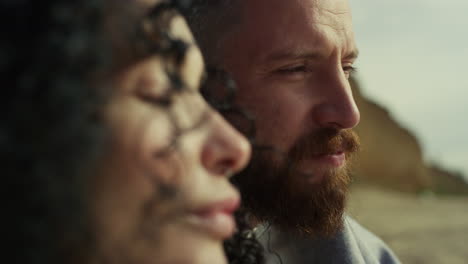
[289,128,360,161]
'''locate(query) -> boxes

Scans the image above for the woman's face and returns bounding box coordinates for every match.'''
[90,12,251,264]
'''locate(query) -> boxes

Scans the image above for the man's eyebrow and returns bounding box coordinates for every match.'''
[344,49,359,60]
[264,48,359,63]
[264,50,325,63]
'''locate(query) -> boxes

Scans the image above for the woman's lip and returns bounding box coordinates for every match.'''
[187,197,240,239]
[194,197,240,215]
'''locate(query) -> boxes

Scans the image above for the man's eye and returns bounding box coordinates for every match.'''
[277,65,308,74]
[343,65,357,78]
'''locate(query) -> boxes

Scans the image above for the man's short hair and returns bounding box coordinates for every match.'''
[184,0,241,64]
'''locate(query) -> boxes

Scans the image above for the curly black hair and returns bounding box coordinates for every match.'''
[182,2,266,263]
[2,1,110,263]
[2,0,264,263]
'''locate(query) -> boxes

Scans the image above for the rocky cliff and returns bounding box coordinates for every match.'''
[350,77,468,194]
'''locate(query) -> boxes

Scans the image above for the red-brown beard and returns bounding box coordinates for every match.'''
[232,128,360,237]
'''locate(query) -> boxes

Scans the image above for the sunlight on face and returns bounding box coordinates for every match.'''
[221,0,359,183]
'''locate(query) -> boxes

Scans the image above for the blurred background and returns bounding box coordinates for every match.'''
[347,0,468,263]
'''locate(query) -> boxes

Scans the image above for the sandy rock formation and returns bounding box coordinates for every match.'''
[350,77,467,194]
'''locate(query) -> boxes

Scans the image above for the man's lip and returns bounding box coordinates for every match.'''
[187,197,240,239]
[310,151,346,167]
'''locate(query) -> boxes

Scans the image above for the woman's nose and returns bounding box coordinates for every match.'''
[201,111,251,177]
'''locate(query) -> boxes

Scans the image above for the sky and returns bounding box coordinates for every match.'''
[349,0,468,180]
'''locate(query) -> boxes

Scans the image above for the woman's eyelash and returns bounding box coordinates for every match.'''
[138,91,172,107]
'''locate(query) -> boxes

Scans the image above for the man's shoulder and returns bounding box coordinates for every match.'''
[341,215,401,264]
[257,216,401,264]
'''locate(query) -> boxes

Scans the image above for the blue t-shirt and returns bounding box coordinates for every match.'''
[255,215,401,264]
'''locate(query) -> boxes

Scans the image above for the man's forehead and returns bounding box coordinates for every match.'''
[316,6,352,31]
[239,0,354,52]
[259,24,357,65]
[313,0,352,16]
[244,0,351,19]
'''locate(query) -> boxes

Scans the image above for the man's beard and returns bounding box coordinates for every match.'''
[232,128,360,237]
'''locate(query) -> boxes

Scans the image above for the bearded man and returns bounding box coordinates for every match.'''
[186,0,400,263]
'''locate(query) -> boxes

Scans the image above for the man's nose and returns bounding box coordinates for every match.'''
[312,70,360,129]
[201,111,252,176]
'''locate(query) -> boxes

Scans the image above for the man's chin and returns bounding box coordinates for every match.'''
[233,128,359,237]
[275,168,350,237]
[291,161,349,189]
[233,157,351,238]
[293,154,348,184]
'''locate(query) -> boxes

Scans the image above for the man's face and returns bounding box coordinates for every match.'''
[218,0,360,235]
